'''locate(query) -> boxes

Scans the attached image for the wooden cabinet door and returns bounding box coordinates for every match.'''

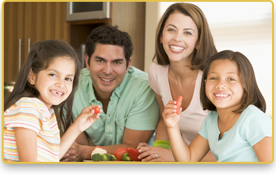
[4,2,26,82]
[4,2,69,83]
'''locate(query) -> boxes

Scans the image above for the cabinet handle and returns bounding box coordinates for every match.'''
[28,38,31,53]
[18,39,21,72]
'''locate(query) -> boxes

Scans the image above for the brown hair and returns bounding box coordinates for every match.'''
[4,40,81,131]
[153,2,217,70]
[200,50,266,113]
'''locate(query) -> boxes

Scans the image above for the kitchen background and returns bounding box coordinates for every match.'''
[2,1,273,117]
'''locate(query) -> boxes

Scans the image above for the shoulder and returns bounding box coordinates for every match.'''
[148,62,168,77]
[239,105,272,145]
[5,97,48,117]
[242,105,271,120]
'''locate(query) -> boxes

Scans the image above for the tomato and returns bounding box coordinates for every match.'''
[176,96,183,114]
[127,148,141,161]
[94,106,101,114]
[113,147,128,161]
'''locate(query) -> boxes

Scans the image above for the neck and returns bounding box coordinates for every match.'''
[93,87,111,113]
[217,106,241,123]
[169,62,199,83]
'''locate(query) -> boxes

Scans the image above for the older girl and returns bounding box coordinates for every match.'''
[164,50,272,162]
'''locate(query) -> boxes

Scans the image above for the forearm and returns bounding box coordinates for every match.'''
[59,124,81,159]
[200,151,217,162]
[167,126,191,162]
[155,118,170,141]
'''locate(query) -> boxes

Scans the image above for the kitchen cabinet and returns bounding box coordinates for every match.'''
[4,2,69,82]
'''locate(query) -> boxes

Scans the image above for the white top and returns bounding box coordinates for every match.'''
[148,62,208,145]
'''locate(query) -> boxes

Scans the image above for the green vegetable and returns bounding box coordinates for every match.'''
[102,153,111,161]
[109,154,116,161]
[153,140,171,150]
[122,152,131,161]
[92,153,103,161]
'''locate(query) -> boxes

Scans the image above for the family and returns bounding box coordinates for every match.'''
[3,3,272,162]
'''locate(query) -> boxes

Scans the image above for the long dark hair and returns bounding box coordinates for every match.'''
[4,40,81,131]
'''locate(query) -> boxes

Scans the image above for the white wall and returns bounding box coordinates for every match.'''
[144,2,273,116]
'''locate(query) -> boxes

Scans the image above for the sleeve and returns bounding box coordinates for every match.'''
[198,112,210,140]
[4,101,42,134]
[148,63,160,95]
[125,80,160,130]
[243,113,272,146]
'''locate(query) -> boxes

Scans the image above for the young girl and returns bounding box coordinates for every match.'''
[163,50,272,162]
[4,40,101,162]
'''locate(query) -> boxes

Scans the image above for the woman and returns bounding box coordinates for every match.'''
[138,3,217,162]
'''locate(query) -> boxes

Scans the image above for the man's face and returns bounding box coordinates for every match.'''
[85,43,131,98]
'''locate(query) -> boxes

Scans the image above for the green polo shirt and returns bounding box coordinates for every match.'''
[72,66,159,146]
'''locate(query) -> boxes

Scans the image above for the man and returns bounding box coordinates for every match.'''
[61,24,159,161]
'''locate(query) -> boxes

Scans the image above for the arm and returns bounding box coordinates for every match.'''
[14,128,37,162]
[253,137,272,162]
[154,93,169,141]
[59,105,99,159]
[164,100,210,162]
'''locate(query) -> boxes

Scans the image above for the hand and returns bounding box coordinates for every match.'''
[74,105,101,132]
[162,100,181,128]
[60,142,83,162]
[137,145,175,162]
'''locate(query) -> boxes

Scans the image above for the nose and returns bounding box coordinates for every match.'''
[173,31,183,42]
[216,80,226,89]
[56,78,65,88]
[103,63,113,74]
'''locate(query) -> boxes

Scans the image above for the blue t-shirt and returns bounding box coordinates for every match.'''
[199,105,272,162]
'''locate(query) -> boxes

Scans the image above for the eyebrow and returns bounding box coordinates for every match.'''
[95,56,124,62]
[47,69,75,77]
[167,24,195,32]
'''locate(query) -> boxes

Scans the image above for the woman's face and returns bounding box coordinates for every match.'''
[160,11,199,63]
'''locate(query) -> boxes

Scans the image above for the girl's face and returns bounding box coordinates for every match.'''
[29,56,76,109]
[160,11,199,63]
[205,59,244,112]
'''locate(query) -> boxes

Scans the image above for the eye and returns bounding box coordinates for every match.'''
[209,77,217,80]
[65,77,73,82]
[229,78,236,81]
[184,31,192,35]
[96,59,103,63]
[114,61,122,65]
[49,73,57,77]
[168,28,175,32]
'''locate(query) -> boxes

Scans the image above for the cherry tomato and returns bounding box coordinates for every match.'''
[176,96,183,114]
[94,106,101,114]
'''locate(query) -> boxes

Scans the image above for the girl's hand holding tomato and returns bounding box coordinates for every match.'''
[74,105,101,132]
[162,100,182,128]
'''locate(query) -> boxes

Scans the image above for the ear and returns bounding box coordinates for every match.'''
[85,54,90,70]
[126,58,132,73]
[28,69,36,85]
[195,42,200,50]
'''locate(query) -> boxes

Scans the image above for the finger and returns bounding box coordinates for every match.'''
[141,153,156,162]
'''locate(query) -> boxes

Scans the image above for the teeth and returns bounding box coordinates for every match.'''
[51,90,63,96]
[101,78,114,82]
[215,94,228,97]
[170,45,184,51]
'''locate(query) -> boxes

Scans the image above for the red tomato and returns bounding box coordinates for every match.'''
[113,147,128,161]
[176,96,183,114]
[94,106,100,114]
[127,148,141,161]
